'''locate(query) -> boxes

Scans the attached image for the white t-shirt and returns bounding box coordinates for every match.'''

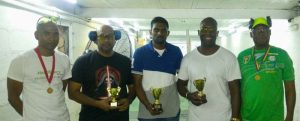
[7,49,71,121]
[178,47,241,121]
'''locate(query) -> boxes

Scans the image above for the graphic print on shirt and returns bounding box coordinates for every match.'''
[94,65,121,99]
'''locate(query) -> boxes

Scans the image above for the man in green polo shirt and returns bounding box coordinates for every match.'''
[237,17,296,121]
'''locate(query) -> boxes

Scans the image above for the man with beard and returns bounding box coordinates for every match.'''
[7,16,71,121]
[238,17,295,121]
[69,25,135,121]
[177,17,241,121]
[132,16,183,121]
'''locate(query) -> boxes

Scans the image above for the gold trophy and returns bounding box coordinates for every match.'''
[107,86,121,107]
[193,78,206,97]
[151,88,163,112]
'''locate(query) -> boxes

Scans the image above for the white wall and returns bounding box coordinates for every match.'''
[0,3,99,121]
[0,5,39,121]
[287,16,300,121]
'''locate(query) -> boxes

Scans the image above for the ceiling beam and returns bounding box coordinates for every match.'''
[79,8,297,19]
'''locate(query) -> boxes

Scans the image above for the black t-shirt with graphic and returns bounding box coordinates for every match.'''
[72,51,133,121]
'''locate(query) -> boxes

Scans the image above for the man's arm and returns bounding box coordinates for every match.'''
[177,79,204,106]
[228,79,241,120]
[7,78,23,115]
[177,79,189,98]
[284,81,296,121]
[127,84,136,104]
[133,74,160,115]
[68,81,112,111]
[62,78,70,91]
[133,74,150,108]
[117,84,136,111]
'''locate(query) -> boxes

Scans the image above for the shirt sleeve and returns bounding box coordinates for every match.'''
[126,58,134,85]
[176,47,183,71]
[226,53,242,82]
[281,50,295,81]
[71,56,86,83]
[178,55,189,81]
[131,48,143,75]
[62,55,72,80]
[7,55,24,82]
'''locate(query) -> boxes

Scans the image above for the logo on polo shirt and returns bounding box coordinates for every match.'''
[243,55,251,64]
[269,56,276,61]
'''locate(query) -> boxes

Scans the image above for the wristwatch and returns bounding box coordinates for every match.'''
[231,117,240,121]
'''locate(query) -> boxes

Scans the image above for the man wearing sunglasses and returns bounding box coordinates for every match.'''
[238,17,296,121]
[7,16,71,121]
[69,25,135,121]
[177,17,241,121]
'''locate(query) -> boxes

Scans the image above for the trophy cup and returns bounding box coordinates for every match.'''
[193,78,206,97]
[107,86,121,107]
[151,88,163,112]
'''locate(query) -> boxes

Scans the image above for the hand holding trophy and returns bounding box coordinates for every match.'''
[192,78,207,105]
[107,86,121,107]
[193,78,206,97]
[151,87,163,113]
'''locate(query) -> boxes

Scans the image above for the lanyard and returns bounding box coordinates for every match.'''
[34,48,55,84]
[252,46,270,71]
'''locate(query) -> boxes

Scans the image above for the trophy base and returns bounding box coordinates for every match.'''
[152,104,163,112]
[110,102,118,107]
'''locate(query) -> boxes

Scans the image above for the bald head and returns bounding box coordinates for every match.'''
[200,17,218,29]
[36,22,58,32]
[96,25,116,54]
[98,25,114,36]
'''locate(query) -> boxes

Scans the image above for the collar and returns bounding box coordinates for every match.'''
[147,41,170,53]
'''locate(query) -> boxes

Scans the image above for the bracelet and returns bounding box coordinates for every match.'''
[231,117,240,121]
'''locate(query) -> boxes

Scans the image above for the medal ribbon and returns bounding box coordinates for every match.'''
[252,46,270,71]
[106,65,111,89]
[34,48,55,84]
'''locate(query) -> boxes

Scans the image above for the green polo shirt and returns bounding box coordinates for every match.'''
[237,46,294,121]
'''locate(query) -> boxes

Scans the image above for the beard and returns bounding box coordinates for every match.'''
[200,35,217,48]
[153,37,166,45]
[253,35,270,47]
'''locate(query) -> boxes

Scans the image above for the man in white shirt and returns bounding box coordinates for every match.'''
[177,17,241,121]
[7,16,71,121]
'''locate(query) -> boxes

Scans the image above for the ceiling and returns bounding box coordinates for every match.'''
[72,0,299,31]
[42,0,300,37]
[77,0,297,9]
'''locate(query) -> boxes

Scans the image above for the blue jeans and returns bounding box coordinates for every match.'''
[138,110,180,121]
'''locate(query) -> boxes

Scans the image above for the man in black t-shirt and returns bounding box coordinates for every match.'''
[68,25,135,121]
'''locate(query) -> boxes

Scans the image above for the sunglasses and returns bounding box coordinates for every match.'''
[97,33,115,42]
[37,16,59,25]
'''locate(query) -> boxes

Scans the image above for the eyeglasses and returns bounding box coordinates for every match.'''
[199,27,217,34]
[97,34,114,42]
[37,16,59,25]
[252,27,270,34]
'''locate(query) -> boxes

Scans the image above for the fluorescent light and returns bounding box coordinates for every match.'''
[65,0,77,4]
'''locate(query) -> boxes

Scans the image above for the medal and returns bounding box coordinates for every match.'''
[35,47,56,94]
[47,87,53,94]
[252,46,270,81]
[255,75,261,80]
